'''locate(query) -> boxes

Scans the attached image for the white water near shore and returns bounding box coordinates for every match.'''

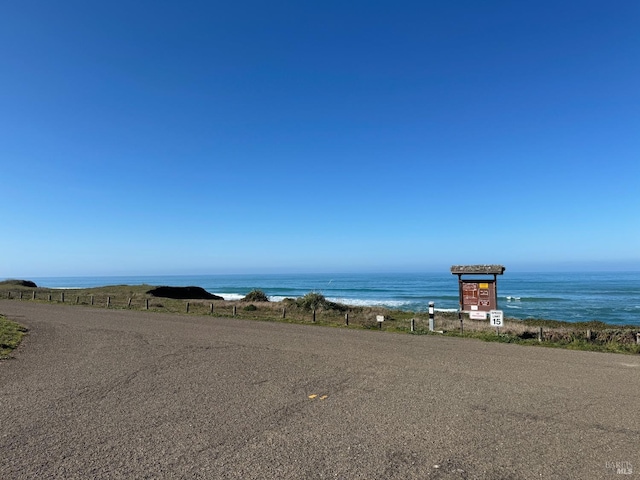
[23,272,640,326]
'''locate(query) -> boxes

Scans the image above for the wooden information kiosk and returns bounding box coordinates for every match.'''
[451,265,505,316]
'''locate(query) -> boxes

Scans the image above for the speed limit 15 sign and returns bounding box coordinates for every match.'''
[490,310,504,327]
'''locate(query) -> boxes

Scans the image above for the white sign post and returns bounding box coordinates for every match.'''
[428,302,435,331]
[376,315,384,330]
[490,310,504,334]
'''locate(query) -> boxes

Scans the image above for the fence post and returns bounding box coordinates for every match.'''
[411,318,415,332]
[61,292,64,303]
[233,305,237,316]
[429,302,435,332]
[90,295,94,306]
[210,303,214,314]
[345,313,349,326]
[282,307,286,319]
[145,298,149,310]
[186,302,190,313]
[106,296,110,308]
[48,294,52,302]
[538,327,543,342]
[33,290,36,300]
[19,292,23,300]
[7,291,11,299]
[76,296,80,304]
[586,330,592,341]
[636,333,640,345]
[127,298,132,308]
[312,309,316,323]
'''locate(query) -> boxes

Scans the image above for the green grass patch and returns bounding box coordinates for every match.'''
[0,315,28,359]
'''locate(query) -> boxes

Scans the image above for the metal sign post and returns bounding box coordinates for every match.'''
[490,310,504,335]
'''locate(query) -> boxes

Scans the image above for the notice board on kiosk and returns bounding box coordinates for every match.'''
[451,265,505,313]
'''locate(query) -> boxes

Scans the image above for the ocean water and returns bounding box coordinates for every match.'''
[27,272,640,326]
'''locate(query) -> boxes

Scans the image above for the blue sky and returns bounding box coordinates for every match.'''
[2,1,639,277]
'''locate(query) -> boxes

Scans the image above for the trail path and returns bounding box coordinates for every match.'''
[1,301,638,479]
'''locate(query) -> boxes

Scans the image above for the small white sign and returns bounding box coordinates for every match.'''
[490,310,504,327]
[469,311,487,320]
[376,315,385,323]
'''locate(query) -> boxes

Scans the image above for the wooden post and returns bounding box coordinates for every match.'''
[61,292,64,303]
[48,294,52,302]
[586,330,592,341]
[428,302,435,332]
[7,291,11,299]
[345,313,349,326]
[636,333,640,345]
[312,309,316,323]
[76,296,80,304]
[210,303,214,314]
[186,302,190,313]
[233,305,237,316]
[282,307,286,319]
[538,327,543,342]
[90,295,94,305]
[106,296,110,308]
[19,292,23,300]
[127,298,132,308]
[411,318,415,332]
[145,298,149,310]
[33,290,36,300]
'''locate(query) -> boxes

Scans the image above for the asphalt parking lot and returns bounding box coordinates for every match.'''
[1,301,638,479]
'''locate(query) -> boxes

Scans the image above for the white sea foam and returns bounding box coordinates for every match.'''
[267,295,459,311]
[214,293,245,301]
[269,296,291,302]
[505,304,522,309]
[327,297,412,308]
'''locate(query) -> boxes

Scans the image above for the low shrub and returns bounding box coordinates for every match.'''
[243,290,269,302]
[326,300,348,312]
[294,292,350,312]
[296,292,327,311]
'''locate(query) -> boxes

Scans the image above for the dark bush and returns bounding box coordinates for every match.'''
[242,289,269,302]
[296,292,327,311]
[243,304,258,311]
[294,292,349,312]
[326,300,348,312]
[146,286,223,300]
[0,279,38,288]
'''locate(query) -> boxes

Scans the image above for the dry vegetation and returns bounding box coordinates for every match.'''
[1,281,639,355]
